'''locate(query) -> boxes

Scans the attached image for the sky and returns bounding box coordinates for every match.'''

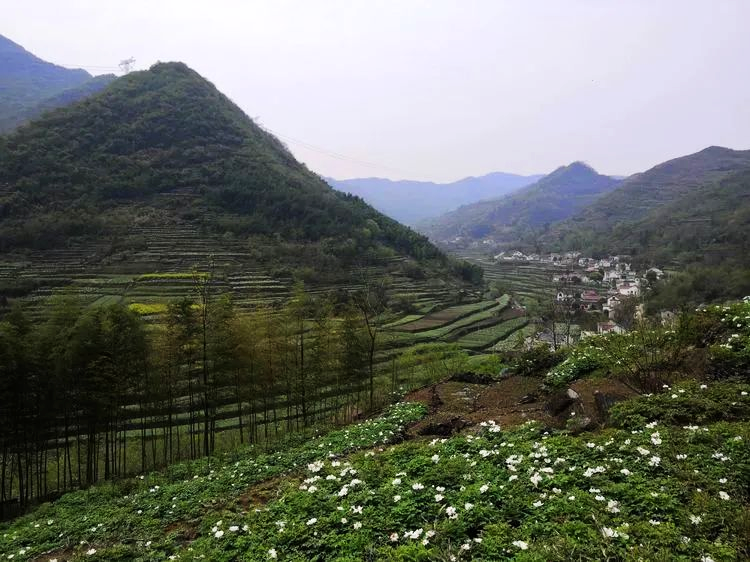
[3,0,750,182]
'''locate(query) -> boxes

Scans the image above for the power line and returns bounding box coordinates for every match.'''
[260,124,414,177]
[55,63,122,70]
[44,62,412,178]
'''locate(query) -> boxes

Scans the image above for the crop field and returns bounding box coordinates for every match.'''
[454,316,529,350]
[0,231,539,515]
[394,298,504,332]
[457,253,595,306]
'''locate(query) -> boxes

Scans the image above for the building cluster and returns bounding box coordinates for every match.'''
[498,251,667,348]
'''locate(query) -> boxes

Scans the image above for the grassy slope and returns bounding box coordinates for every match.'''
[1,386,747,561]
[3,301,749,560]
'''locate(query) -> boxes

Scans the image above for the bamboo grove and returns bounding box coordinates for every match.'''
[0,279,399,518]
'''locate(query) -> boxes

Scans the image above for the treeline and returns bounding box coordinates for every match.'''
[0,281,393,517]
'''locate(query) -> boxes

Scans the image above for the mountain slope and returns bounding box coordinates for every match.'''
[421,162,620,245]
[2,72,116,132]
[329,172,543,225]
[0,62,478,294]
[550,146,750,258]
[0,34,113,132]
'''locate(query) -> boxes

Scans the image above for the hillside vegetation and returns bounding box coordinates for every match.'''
[0,61,484,309]
[0,34,113,132]
[550,147,750,259]
[421,162,620,245]
[1,298,748,561]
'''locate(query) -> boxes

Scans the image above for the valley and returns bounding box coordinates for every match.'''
[1,15,749,561]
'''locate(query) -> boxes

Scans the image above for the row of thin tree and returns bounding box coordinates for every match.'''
[0,278,389,517]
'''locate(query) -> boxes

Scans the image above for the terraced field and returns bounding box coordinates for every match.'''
[379,294,532,356]
[394,298,503,332]
[457,253,594,306]
[0,231,538,497]
[455,316,529,350]
[0,221,465,321]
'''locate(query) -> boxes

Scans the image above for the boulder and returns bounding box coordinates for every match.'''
[544,390,578,416]
[417,417,473,436]
[594,391,629,420]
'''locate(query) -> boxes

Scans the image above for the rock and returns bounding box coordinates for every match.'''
[429,385,443,411]
[417,417,473,436]
[450,372,495,385]
[594,391,628,420]
[566,388,580,400]
[544,391,577,416]
[567,416,597,435]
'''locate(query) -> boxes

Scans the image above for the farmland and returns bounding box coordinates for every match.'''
[0,236,537,519]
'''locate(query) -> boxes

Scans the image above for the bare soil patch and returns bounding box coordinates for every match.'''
[405,375,640,435]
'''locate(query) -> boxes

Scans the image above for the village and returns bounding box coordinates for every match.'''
[492,250,668,347]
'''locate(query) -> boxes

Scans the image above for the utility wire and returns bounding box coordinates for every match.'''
[261,125,414,177]
[47,62,412,178]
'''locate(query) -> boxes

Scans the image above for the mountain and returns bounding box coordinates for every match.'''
[0,62,480,297]
[550,146,750,260]
[0,34,115,132]
[328,171,543,225]
[421,162,620,246]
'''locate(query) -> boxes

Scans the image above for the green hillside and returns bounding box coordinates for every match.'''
[0,34,113,132]
[421,162,620,246]
[0,62,481,298]
[1,298,748,561]
[3,72,116,132]
[551,146,750,257]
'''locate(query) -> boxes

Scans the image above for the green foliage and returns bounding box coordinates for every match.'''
[424,162,620,244]
[512,345,564,377]
[609,381,750,429]
[0,61,481,286]
[4,401,743,561]
[647,265,750,313]
[0,402,427,560]
[544,344,609,387]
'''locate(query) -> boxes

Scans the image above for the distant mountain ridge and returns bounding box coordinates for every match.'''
[0,34,115,132]
[548,146,750,262]
[328,171,543,224]
[421,161,620,245]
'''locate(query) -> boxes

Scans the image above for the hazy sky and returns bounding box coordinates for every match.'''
[4,0,750,181]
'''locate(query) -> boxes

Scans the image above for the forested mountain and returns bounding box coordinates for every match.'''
[420,162,620,245]
[0,61,479,289]
[328,171,543,225]
[548,146,750,248]
[0,34,114,132]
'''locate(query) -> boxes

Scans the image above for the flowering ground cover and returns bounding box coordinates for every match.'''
[171,382,748,561]
[2,299,749,561]
[2,385,749,561]
[0,403,426,561]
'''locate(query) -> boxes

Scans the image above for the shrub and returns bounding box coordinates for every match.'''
[512,345,564,377]
[609,381,750,429]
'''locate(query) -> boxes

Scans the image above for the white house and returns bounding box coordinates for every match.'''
[617,282,640,297]
[597,321,626,335]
